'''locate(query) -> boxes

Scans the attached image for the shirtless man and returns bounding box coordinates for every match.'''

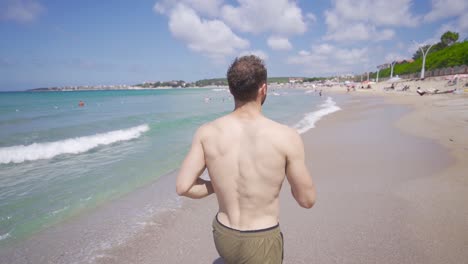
[176,55,316,263]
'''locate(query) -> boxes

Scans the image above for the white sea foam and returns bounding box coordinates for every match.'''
[211,88,227,92]
[0,124,149,164]
[294,97,341,134]
[80,196,92,202]
[50,205,69,216]
[0,232,10,241]
[0,216,12,221]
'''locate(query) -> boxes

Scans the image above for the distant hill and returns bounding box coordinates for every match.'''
[195,78,227,86]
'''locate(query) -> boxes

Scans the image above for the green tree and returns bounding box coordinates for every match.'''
[440,31,459,47]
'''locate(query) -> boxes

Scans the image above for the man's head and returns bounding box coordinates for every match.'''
[227,55,267,104]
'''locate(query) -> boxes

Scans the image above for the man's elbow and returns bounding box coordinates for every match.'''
[176,183,189,196]
[300,198,315,209]
[299,192,316,209]
[293,187,316,209]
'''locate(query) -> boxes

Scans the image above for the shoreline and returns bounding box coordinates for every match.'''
[0,168,185,263]
[99,92,466,263]
[94,93,466,263]
[0,88,325,248]
[24,86,228,92]
[1,91,467,263]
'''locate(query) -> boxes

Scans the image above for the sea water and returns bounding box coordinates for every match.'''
[0,88,340,245]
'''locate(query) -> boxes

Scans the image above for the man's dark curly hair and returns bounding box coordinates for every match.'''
[227,55,267,102]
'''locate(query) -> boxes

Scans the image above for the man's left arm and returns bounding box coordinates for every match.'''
[176,126,214,199]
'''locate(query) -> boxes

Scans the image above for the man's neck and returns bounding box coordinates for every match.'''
[233,100,262,119]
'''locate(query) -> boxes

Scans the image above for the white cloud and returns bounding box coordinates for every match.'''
[376,29,396,41]
[459,13,468,33]
[324,0,418,42]
[0,0,45,23]
[421,0,468,40]
[324,22,395,42]
[167,4,249,62]
[424,0,468,22]
[315,44,335,55]
[267,36,292,51]
[329,0,419,27]
[154,0,308,35]
[431,19,468,43]
[287,43,369,75]
[154,0,223,17]
[413,17,468,53]
[239,50,269,60]
[306,13,317,23]
[221,0,307,35]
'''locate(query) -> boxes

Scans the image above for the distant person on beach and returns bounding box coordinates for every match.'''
[417,87,426,96]
[176,55,316,263]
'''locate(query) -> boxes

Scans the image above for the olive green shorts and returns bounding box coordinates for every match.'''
[212,215,283,264]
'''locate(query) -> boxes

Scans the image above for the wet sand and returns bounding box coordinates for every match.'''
[2,93,467,263]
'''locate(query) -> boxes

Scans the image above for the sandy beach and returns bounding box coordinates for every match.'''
[1,87,467,263]
[2,0,467,262]
[93,89,467,263]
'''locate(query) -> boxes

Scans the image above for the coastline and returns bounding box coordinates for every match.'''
[1,91,466,263]
[24,86,229,92]
[91,92,467,263]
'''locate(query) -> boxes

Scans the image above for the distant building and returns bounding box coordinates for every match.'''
[399,59,414,64]
[289,77,304,83]
[379,58,414,70]
[339,73,354,79]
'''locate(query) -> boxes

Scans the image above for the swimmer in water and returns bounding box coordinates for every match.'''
[79,101,85,107]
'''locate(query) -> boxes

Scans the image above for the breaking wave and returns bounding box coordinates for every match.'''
[294,97,341,134]
[0,124,149,164]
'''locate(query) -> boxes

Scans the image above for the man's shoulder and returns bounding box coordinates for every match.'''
[204,115,228,129]
[197,115,299,139]
[263,118,298,137]
[195,122,214,137]
[196,116,227,136]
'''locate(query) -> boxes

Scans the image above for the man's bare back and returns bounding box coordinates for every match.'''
[177,105,315,230]
[175,55,315,263]
[202,111,296,230]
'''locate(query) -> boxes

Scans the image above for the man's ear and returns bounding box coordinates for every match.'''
[259,82,267,95]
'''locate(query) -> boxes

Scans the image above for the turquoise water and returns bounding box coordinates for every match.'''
[0,88,334,245]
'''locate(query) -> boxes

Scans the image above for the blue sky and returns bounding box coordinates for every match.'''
[1,0,467,91]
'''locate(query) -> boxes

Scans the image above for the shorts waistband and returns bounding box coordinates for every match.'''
[213,214,280,238]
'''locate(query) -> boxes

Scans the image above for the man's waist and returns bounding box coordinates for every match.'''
[216,212,279,232]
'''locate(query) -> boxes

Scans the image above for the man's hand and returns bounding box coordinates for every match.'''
[178,177,214,199]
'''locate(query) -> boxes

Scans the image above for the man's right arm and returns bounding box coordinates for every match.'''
[285,129,316,209]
